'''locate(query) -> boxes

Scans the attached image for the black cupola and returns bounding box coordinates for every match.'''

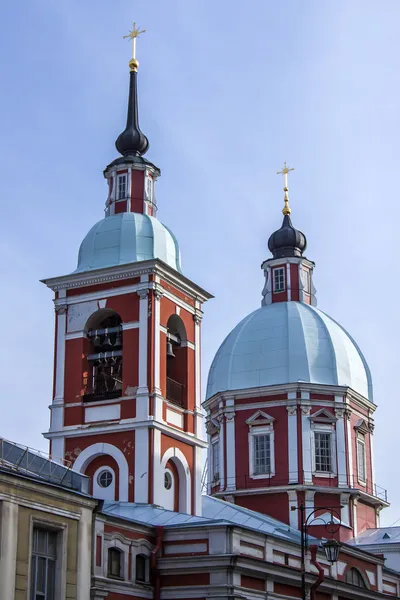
[115,66,149,157]
[268,214,307,259]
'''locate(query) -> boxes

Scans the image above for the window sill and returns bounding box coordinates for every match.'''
[250,473,275,480]
[313,472,336,478]
[273,290,286,294]
[357,479,367,487]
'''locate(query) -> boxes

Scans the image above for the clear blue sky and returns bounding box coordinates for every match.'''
[1,0,399,525]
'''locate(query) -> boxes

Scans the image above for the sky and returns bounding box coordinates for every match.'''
[0,0,399,525]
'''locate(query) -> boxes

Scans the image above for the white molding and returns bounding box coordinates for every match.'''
[160,447,191,513]
[288,490,298,528]
[0,500,18,600]
[93,466,116,501]
[153,288,163,420]
[225,404,236,490]
[134,428,149,503]
[248,425,275,479]
[77,507,93,599]
[286,262,291,301]
[85,404,121,423]
[302,406,312,483]
[336,411,347,487]
[137,290,149,398]
[73,443,129,501]
[287,405,298,483]
[193,445,203,516]
[54,307,66,404]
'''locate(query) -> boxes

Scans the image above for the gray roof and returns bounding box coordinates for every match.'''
[101,495,302,544]
[348,527,400,546]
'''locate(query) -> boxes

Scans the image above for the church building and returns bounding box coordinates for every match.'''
[32,26,400,600]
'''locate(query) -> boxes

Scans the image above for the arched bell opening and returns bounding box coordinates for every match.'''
[83,309,123,402]
[165,315,187,409]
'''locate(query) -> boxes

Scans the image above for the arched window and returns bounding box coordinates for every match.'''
[166,315,187,408]
[345,568,367,588]
[108,547,123,579]
[83,311,123,402]
[135,554,149,583]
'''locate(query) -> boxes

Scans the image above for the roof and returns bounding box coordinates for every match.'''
[0,438,89,494]
[101,495,302,544]
[74,213,182,274]
[206,301,373,402]
[349,527,400,547]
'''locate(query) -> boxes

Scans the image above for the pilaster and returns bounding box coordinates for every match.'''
[225,398,236,490]
[77,507,92,600]
[0,500,18,600]
[136,288,149,418]
[335,406,347,487]
[300,400,312,483]
[287,399,298,483]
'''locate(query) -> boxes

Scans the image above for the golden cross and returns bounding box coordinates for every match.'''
[123,22,146,62]
[277,161,295,191]
[276,162,294,216]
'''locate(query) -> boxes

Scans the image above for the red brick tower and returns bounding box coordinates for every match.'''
[42,38,211,515]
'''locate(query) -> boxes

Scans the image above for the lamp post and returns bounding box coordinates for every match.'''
[292,504,341,600]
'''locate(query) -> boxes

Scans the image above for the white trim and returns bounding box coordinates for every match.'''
[286,262,291,301]
[57,284,142,306]
[272,266,285,293]
[193,446,203,516]
[219,418,225,488]
[356,433,367,485]
[288,490,298,528]
[160,447,191,513]
[370,429,375,488]
[336,411,347,487]
[137,291,149,397]
[54,306,66,403]
[135,428,149,503]
[127,167,132,212]
[194,316,202,436]
[287,405,298,483]
[311,423,337,477]
[301,406,313,483]
[73,443,129,501]
[225,405,236,490]
[77,507,92,599]
[248,425,275,479]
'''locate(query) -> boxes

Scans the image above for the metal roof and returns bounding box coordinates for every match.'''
[0,438,89,494]
[206,301,373,401]
[348,527,400,546]
[101,496,302,544]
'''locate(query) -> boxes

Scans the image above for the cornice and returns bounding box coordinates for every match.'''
[42,258,212,303]
[261,256,315,269]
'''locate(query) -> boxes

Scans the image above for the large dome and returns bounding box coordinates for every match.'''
[206,302,372,401]
[75,213,181,273]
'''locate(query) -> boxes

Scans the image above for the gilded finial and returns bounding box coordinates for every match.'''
[123,22,146,71]
[277,161,294,216]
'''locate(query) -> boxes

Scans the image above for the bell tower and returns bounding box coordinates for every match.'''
[42,27,212,515]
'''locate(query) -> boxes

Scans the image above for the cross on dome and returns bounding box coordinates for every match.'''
[277,161,294,216]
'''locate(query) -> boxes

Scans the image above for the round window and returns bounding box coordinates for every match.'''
[164,471,173,490]
[98,470,113,488]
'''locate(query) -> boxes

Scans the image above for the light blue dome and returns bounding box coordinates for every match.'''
[206,302,373,401]
[75,213,182,273]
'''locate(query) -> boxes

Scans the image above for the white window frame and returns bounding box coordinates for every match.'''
[28,518,67,600]
[249,424,275,479]
[104,536,129,581]
[117,174,127,200]
[356,433,367,485]
[145,175,153,202]
[131,540,152,584]
[211,436,220,483]
[273,267,286,293]
[311,424,337,477]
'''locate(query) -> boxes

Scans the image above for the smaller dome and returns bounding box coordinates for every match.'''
[206,302,373,401]
[268,215,307,259]
[75,213,181,273]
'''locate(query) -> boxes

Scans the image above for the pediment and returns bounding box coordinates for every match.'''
[246,410,275,426]
[310,408,337,423]
[354,418,370,434]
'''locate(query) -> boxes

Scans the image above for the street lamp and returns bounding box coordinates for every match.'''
[292,504,342,600]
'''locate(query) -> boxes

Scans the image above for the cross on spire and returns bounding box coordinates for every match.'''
[277,162,294,216]
[123,22,146,71]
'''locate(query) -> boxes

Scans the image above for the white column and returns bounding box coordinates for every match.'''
[76,507,92,600]
[151,429,162,506]
[54,298,67,403]
[194,445,203,515]
[286,262,291,301]
[225,399,236,490]
[288,490,298,529]
[287,402,298,483]
[136,289,149,419]
[127,166,132,212]
[305,490,315,520]
[135,427,149,503]
[340,493,350,526]
[0,500,18,600]
[217,413,225,489]
[335,407,347,487]
[352,497,358,537]
[153,286,164,421]
[346,409,354,486]
[194,311,203,437]
[301,402,312,483]
[369,423,376,491]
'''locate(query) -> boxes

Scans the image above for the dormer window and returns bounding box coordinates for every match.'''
[117,174,127,200]
[273,267,285,292]
[145,176,153,202]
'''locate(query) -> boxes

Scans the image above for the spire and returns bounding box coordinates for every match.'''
[268,163,307,259]
[115,23,149,157]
